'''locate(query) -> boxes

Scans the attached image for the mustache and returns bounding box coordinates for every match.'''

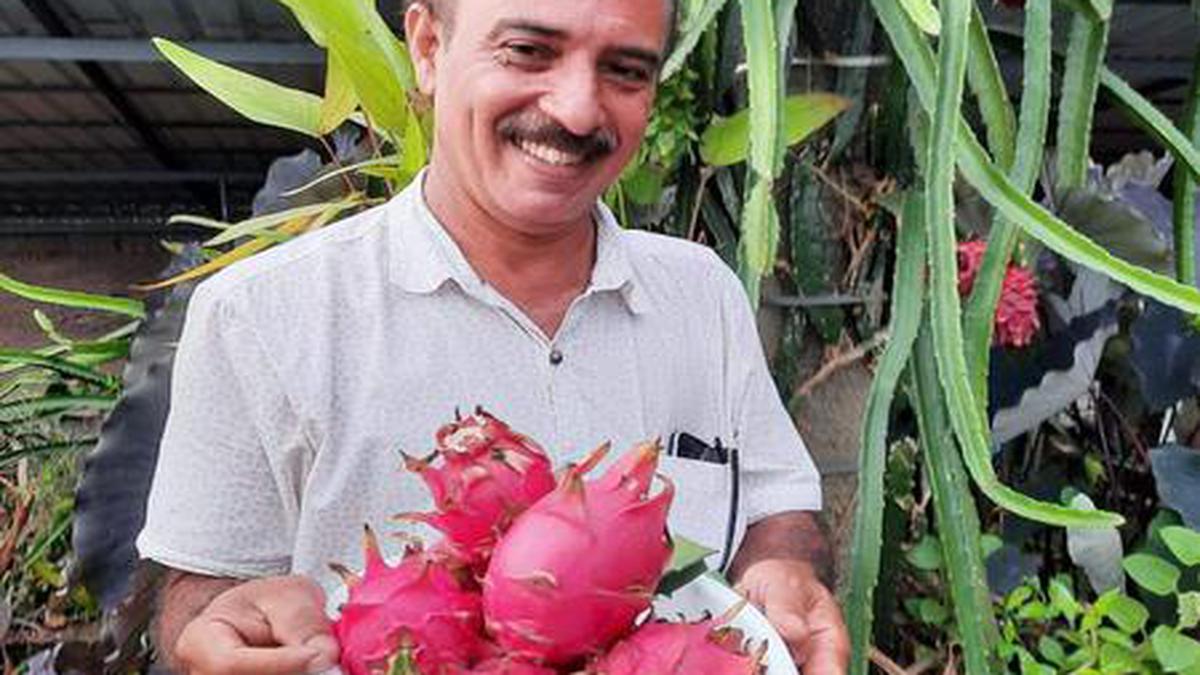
[496,110,616,161]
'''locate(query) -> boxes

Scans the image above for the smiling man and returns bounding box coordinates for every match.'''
[139,1,850,673]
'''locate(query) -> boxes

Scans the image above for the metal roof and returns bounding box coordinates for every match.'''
[0,0,1196,234]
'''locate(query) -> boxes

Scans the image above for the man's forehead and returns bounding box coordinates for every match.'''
[464,0,670,47]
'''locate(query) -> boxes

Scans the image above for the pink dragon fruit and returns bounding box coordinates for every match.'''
[586,612,766,675]
[397,409,556,570]
[448,658,558,674]
[481,441,674,666]
[330,526,486,675]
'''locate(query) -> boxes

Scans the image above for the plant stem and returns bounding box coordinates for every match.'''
[1173,45,1200,287]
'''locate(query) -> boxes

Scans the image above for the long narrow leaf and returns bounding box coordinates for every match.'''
[911,322,997,675]
[319,52,360,135]
[661,0,730,80]
[0,272,144,319]
[847,194,926,675]
[135,213,321,291]
[0,439,97,468]
[1054,14,1109,190]
[1101,68,1200,181]
[875,0,1200,317]
[700,94,851,167]
[153,38,323,138]
[964,0,1053,407]
[1173,47,1200,286]
[276,0,416,143]
[872,0,1127,527]
[0,395,117,424]
[735,0,782,305]
[966,4,1016,170]
[0,350,118,389]
[204,196,363,247]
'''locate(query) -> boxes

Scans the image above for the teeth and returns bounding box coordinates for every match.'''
[516,140,583,167]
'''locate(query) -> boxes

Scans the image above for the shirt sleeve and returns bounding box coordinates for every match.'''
[718,266,823,525]
[136,281,308,578]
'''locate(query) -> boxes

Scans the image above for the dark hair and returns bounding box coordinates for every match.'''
[406,0,680,62]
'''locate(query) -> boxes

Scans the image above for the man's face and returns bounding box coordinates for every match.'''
[410,0,667,234]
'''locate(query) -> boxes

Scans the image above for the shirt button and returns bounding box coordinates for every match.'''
[549,349,564,366]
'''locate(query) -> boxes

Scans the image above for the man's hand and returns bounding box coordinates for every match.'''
[735,558,850,674]
[167,574,339,675]
[727,511,850,674]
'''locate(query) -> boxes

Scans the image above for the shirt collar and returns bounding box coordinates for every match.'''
[387,171,652,315]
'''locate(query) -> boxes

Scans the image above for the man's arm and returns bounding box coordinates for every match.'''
[728,509,836,588]
[728,510,850,675]
[154,568,338,675]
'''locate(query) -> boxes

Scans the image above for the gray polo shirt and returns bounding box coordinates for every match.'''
[137,176,821,601]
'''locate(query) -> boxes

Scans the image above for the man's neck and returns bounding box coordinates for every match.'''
[422,170,597,339]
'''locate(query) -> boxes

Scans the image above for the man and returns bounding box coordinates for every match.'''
[137,0,851,673]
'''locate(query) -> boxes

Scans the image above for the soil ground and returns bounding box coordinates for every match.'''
[0,236,170,349]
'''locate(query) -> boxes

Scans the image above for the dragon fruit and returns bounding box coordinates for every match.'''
[396,409,556,570]
[448,658,558,674]
[586,612,767,675]
[330,526,486,675]
[956,240,1042,348]
[481,441,674,666]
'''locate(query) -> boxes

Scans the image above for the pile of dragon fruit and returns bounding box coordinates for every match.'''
[328,409,767,675]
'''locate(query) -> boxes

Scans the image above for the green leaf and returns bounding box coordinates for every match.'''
[916,597,949,625]
[0,395,116,424]
[1123,553,1181,596]
[1162,526,1200,566]
[1100,68,1200,182]
[275,0,417,143]
[202,196,364,247]
[319,53,360,135]
[1152,626,1200,672]
[874,0,1200,328]
[153,38,323,138]
[1180,591,1200,630]
[734,0,782,305]
[1055,14,1110,190]
[966,4,1016,170]
[0,349,118,389]
[963,0,1051,406]
[661,0,730,80]
[668,535,715,571]
[1039,635,1068,666]
[1048,575,1082,623]
[846,194,926,675]
[700,93,850,167]
[912,317,998,674]
[0,272,144,319]
[1171,47,1200,285]
[1096,591,1149,634]
[907,535,944,571]
[871,0,1128,531]
[657,536,714,596]
[899,0,941,35]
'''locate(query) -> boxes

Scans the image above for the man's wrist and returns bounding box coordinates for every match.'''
[728,510,836,589]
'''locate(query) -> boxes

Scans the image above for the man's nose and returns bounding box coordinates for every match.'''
[540,62,606,138]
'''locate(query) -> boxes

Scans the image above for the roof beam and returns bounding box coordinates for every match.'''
[19,0,182,170]
[0,170,262,184]
[0,37,323,65]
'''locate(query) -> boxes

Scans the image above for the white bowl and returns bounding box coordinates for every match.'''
[652,574,800,675]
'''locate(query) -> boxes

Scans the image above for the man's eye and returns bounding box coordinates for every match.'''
[605,63,652,85]
[500,42,553,64]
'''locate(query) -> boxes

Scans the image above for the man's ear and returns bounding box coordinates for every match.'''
[404,3,441,97]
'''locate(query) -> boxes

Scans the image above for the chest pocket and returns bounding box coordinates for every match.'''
[658,452,741,574]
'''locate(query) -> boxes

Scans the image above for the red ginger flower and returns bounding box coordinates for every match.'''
[956,240,1041,348]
